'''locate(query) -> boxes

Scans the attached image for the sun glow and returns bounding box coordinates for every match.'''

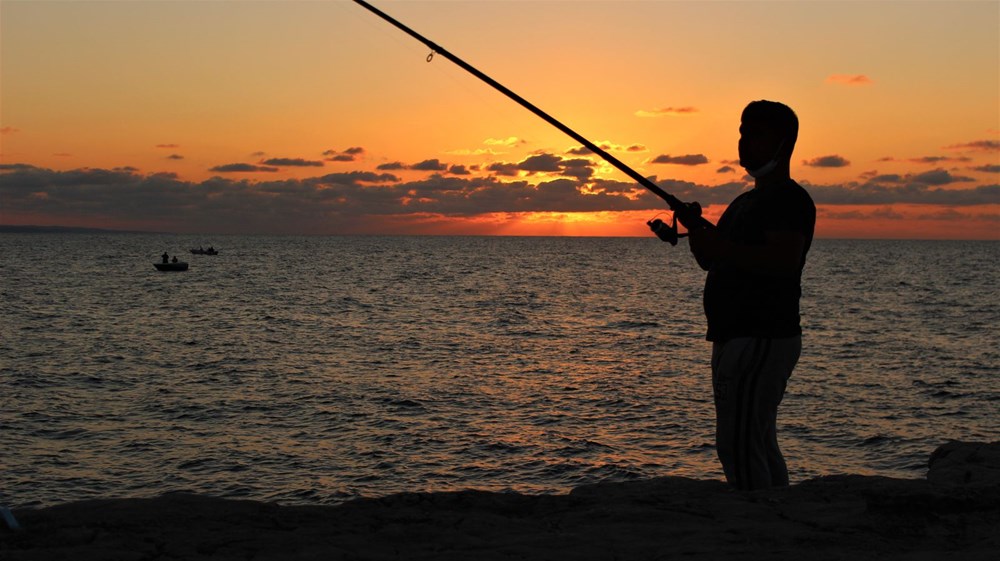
[1,1,997,238]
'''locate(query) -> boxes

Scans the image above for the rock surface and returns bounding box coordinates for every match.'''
[3,441,997,560]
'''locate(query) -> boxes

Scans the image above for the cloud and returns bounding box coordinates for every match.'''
[651,154,709,166]
[847,169,973,187]
[0,161,672,223]
[2,162,996,235]
[447,165,471,176]
[209,163,279,173]
[598,141,633,152]
[155,143,179,148]
[487,162,520,176]
[518,153,563,173]
[261,158,324,167]
[0,163,38,171]
[972,164,1000,173]
[1,126,20,134]
[908,156,972,164]
[803,155,851,168]
[635,107,698,117]
[870,206,905,219]
[0,165,400,234]
[484,137,525,147]
[371,159,452,171]
[867,173,903,183]
[441,138,519,157]
[908,169,974,185]
[567,141,645,156]
[716,166,736,174]
[822,206,903,220]
[410,159,448,171]
[820,206,995,223]
[875,155,974,164]
[490,152,598,180]
[805,170,993,205]
[826,74,873,86]
[444,148,501,156]
[167,154,184,160]
[558,158,595,181]
[920,208,974,221]
[323,147,365,161]
[945,140,1000,152]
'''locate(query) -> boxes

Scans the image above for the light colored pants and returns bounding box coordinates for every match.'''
[711,336,801,490]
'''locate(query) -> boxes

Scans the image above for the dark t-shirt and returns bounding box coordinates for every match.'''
[703,180,816,342]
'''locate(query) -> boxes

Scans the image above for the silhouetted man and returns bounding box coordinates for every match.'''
[688,100,816,490]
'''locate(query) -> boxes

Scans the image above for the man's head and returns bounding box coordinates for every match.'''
[739,100,798,178]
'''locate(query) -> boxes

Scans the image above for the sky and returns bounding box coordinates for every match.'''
[1,0,998,238]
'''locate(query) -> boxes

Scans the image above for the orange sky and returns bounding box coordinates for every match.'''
[1,0,998,238]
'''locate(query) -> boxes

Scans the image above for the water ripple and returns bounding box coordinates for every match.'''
[1,235,997,507]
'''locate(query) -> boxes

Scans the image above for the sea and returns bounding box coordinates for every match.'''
[1,234,997,508]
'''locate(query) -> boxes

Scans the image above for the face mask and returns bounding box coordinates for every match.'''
[745,139,786,179]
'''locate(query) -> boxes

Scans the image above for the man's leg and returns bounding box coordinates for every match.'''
[758,336,800,487]
[712,336,800,490]
[712,337,767,489]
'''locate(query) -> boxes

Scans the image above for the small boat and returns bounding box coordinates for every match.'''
[190,247,219,255]
[154,261,189,271]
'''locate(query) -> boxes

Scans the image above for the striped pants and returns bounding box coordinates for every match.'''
[711,336,801,490]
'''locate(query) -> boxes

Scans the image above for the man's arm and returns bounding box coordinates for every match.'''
[689,227,805,275]
[688,224,718,271]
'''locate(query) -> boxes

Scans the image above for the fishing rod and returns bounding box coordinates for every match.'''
[352,0,711,244]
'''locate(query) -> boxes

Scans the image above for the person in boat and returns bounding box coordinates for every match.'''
[687,100,816,491]
[171,255,179,263]
[162,252,169,264]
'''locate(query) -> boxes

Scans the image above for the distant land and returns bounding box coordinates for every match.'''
[0,224,170,234]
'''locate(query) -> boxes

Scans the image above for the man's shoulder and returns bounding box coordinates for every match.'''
[762,179,815,213]
[724,189,756,211]
[756,180,816,235]
[787,179,815,207]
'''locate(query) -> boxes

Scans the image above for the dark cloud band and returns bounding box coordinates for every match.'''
[1,163,996,234]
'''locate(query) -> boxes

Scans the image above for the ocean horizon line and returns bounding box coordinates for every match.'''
[2,224,997,242]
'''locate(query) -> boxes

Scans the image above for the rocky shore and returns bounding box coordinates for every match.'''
[3,441,997,560]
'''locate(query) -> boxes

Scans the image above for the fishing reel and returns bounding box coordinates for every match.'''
[647,202,702,245]
[647,215,683,245]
